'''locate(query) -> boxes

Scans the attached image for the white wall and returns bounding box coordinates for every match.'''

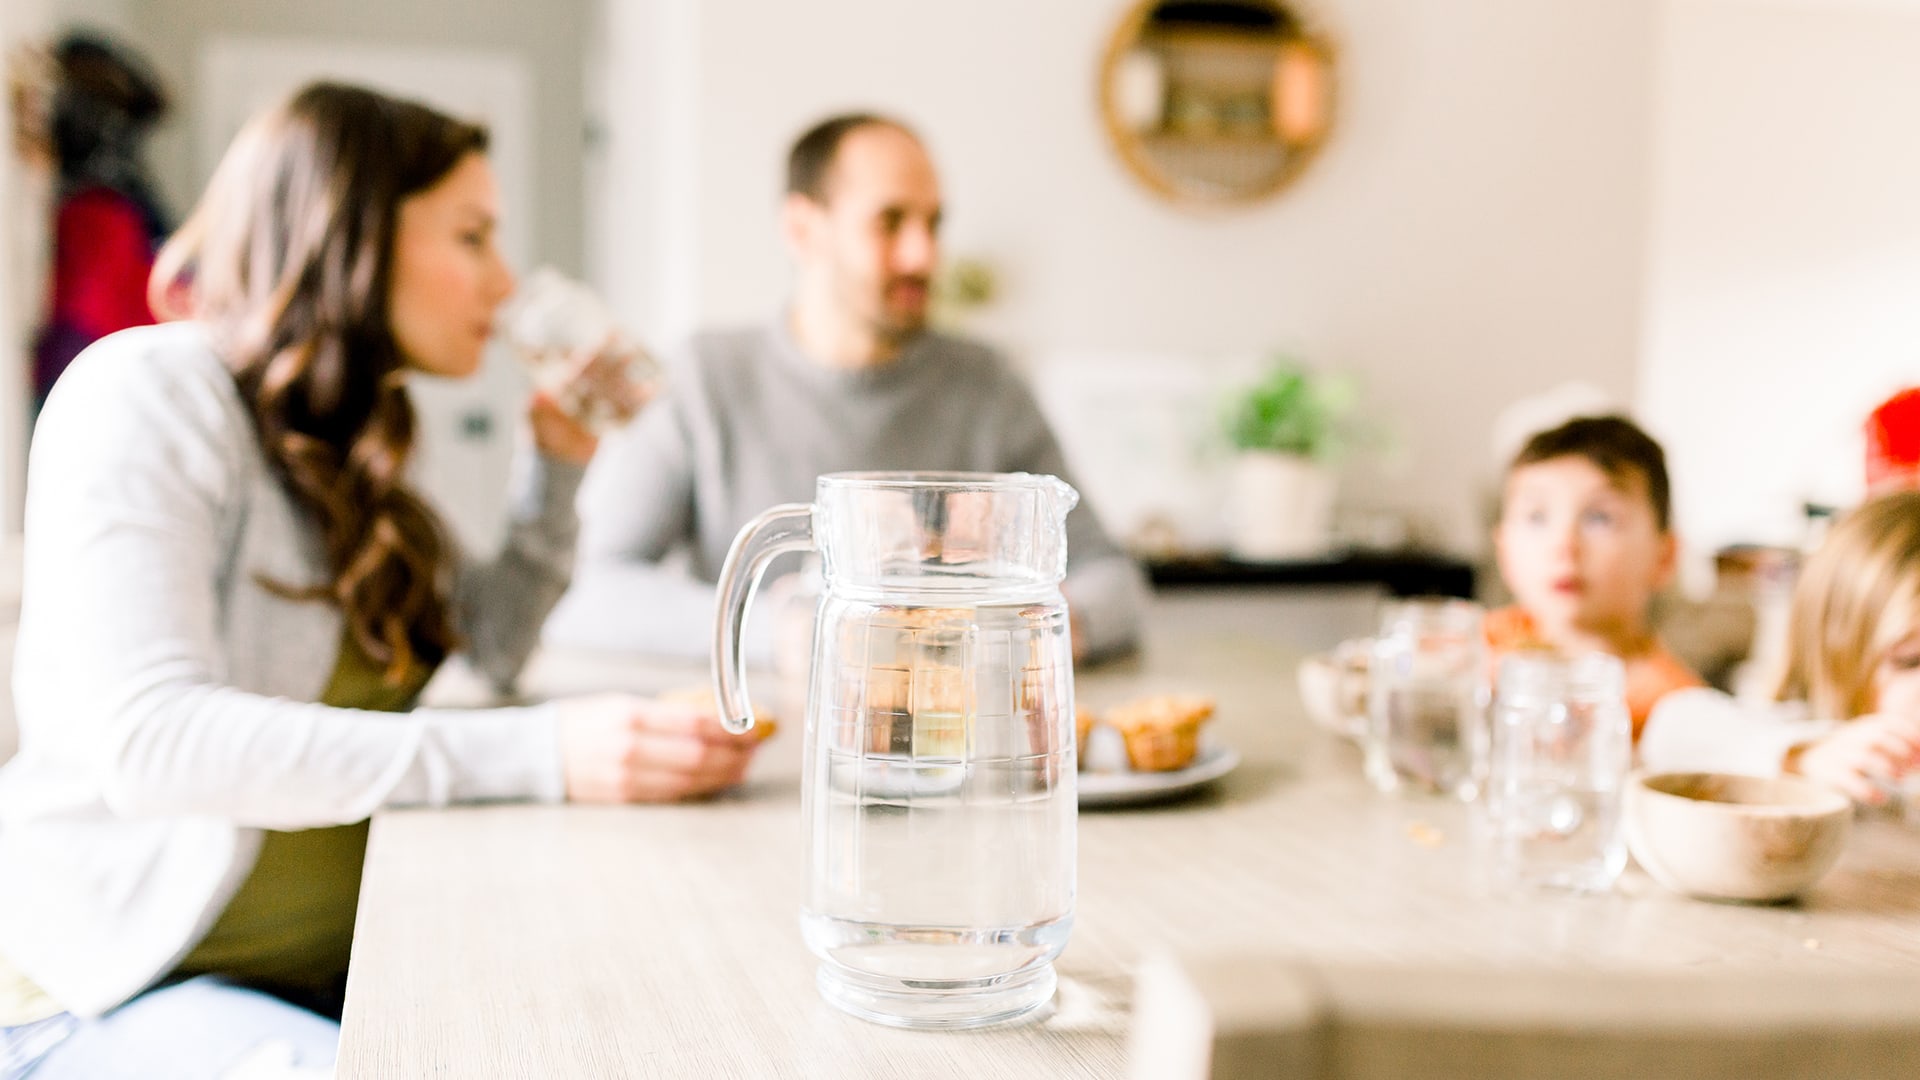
[0,0,53,760]
[599,0,1661,553]
[1639,0,1920,556]
[589,0,700,345]
[110,0,591,275]
[2,0,56,540]
[46,0,134,38]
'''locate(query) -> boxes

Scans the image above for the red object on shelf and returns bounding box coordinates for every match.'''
[1866,388,1920,492]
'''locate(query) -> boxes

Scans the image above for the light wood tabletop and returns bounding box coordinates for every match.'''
[336,596,1920,1079]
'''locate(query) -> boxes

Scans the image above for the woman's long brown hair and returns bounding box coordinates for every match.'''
[151,82,487,682]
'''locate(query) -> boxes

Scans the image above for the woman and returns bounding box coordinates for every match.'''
[0,82,759,1076]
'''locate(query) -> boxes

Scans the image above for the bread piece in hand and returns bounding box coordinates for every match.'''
[659,684,780,741]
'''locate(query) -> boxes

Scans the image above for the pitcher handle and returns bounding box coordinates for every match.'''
[712,503,817,734]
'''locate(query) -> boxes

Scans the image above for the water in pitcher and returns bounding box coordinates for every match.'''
[798,597,1076,1027]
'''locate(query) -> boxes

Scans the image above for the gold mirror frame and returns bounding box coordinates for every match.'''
[1098,0,1336,208]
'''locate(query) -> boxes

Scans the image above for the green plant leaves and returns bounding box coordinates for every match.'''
[1222,358,1361,459]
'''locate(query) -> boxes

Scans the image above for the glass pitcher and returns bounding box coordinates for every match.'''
[713,472,1079,1029]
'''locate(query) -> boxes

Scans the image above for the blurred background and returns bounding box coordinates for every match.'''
[0,0,1915,580]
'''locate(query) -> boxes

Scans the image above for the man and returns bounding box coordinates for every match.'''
[544,113,1146,662]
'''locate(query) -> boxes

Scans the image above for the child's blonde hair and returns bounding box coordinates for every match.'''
[1775,489,1920,719]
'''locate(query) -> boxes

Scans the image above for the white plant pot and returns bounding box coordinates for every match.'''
[1226,451,1337,562]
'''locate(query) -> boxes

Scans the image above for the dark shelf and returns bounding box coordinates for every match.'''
[1145,550,1476,599]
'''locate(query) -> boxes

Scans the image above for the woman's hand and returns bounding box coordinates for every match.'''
[1787,713,1920,805]
[527,341,654,466]
[528,389,597,466]
[555,693,762,803]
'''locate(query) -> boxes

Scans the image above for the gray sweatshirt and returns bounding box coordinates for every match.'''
[545,320,1147,661]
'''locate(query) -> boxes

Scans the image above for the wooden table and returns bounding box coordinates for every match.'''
[337,598,1920,1079]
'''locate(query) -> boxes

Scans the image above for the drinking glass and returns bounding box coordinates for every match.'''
[1364,598,1487,800]
[499,266,657,432]
[1486,652,1632,892]
[1299,637,1371,741]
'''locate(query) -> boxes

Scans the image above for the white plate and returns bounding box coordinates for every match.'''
[1076,746,1241,808]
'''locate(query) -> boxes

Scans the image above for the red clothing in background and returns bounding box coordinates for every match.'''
[34,186,158,402]
[1866,388,1920,493]
[1484,605,1704,743]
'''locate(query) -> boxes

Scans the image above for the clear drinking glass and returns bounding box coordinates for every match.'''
[499,266,658,432]
[1486,653,1632,892]
[1364,598,1487,800]
[1299,637,1372,741]
[712,472,1079,1029]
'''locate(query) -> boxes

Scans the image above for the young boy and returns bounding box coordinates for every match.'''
[1491,415,1704,740]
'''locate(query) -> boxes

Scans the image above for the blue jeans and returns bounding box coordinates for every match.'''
[1,976,337,1079]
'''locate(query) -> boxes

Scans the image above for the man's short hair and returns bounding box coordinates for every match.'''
[1508,415,1673,532]
[786,112,914,202]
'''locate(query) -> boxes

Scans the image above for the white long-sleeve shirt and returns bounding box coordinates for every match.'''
[0,323,577,1018]
[542,320,1149,664]
[1639,687,1837,778]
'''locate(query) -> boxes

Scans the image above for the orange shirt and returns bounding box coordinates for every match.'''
[1483,606,1705,742]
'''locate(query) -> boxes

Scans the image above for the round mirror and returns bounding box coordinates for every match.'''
[1099,0,1335,207]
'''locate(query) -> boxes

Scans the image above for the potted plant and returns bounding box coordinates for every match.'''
[1221,360,1358,561]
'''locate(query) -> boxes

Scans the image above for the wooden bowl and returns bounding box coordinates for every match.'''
[1625,772,1851,903]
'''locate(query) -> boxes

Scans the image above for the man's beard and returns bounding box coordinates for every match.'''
[873,306,926,343]
[825,269,928,349]
[872,278,930,342]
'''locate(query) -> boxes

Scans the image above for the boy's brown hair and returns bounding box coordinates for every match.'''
[1507,415,1673,532]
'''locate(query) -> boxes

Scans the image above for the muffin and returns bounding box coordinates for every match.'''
[1106,694,1215,772]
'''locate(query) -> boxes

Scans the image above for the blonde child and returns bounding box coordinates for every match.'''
[1641,489,1920,804]
[1491,416,1704,740]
